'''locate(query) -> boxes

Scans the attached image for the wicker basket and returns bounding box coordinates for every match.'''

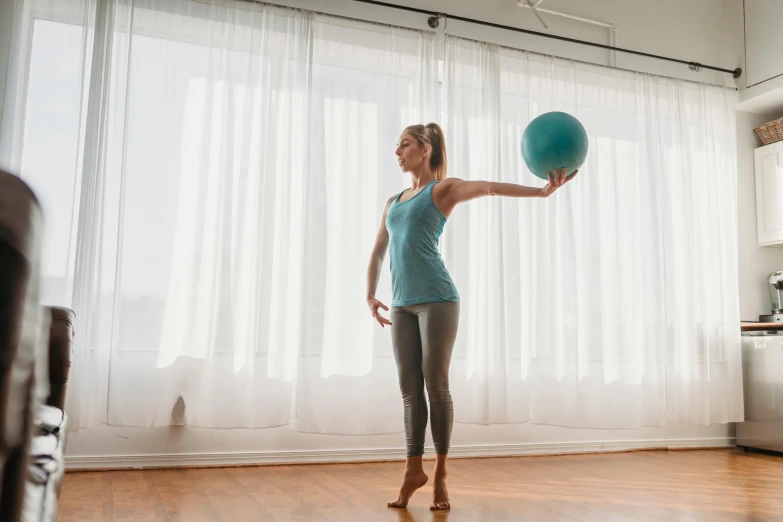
[755,117,783,145]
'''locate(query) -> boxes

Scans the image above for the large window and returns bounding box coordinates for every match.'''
[1,0,742,432]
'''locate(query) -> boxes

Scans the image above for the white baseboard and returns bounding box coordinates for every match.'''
[65,437,735,471]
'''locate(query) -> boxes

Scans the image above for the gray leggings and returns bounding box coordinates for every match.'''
[390,301,460,457]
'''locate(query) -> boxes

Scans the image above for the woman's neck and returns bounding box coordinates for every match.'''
[409,168,436,190]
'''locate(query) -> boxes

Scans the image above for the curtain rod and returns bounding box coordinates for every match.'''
[351,0,743,80]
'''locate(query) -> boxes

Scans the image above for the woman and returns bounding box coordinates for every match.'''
[365,122,575,511]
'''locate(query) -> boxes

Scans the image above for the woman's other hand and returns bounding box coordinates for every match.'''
[367,296,392,327]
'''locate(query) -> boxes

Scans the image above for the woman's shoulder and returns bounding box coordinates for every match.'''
[438,178,466,187]
[383,192,400,213]
[433,177,464,195]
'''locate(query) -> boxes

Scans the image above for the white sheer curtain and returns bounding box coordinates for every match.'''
[0,0,741,433]
[2,0,438,432]
[442,36,742,428]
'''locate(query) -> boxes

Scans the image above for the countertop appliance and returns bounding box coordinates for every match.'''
[736,329,783,454]
[761,271,783,323]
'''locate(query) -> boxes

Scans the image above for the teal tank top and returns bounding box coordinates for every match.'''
[385,180,459,307]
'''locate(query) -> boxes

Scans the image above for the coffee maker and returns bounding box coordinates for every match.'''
[761,271,783,323]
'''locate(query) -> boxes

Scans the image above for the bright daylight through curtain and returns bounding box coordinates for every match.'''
[0,0,742,433]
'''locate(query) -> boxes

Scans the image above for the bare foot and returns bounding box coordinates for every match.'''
[387,469,429,508]
[430,472,450,510]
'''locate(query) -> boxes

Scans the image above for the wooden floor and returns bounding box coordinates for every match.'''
[59,449,783,521]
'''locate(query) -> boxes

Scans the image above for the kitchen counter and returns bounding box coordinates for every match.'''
[741,322,783,331]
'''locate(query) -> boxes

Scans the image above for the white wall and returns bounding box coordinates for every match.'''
[273,0,743,87]
[0,0,16,127]
[737,110,783,321]
[743,0,783,88]
[62,0,745,469]
[65,423,733,469]
[735,0,783,320]
[737,1,783,115]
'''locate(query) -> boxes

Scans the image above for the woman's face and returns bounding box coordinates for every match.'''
[395,132,429,173]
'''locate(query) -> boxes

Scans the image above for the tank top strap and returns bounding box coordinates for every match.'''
[425,180,439,207]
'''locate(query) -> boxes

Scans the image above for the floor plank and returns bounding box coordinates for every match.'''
[59,449,783,521]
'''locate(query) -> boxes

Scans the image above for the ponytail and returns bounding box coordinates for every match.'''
[425,123,447,181]
[403,122,448,180]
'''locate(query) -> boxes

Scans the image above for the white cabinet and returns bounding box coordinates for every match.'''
[756,141,783,246]
[744,0,783,88]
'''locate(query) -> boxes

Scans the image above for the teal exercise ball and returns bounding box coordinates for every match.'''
[521,111,588,180]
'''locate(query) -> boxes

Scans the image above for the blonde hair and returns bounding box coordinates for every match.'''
[403,122,448,181]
